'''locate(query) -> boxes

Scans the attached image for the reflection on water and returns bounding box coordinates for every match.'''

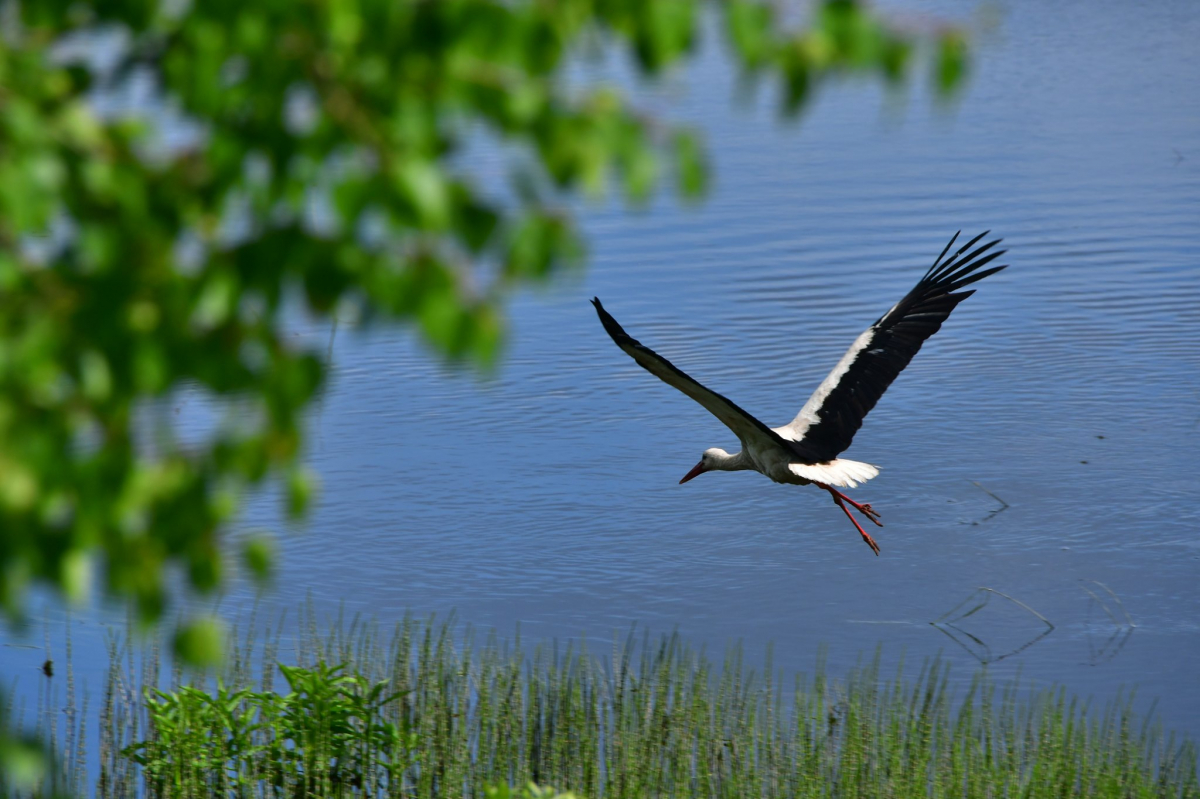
[4,0,1200,762]
[931,587,1056,665]
[961,481,1011,526]
[1081,580,1137,666]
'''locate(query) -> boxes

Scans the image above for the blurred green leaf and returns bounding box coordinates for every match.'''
[285,466,317,520]
[621,139,659,205]
[0,736,47,790]
[782,43,813,115]
[173,618,225,667]
[727,1,775,67]
[881,37,914,83]
[935,32,969,94]
[395,159,452,230]
[79,349,113,401]
[242,535,274,583]
[673,130,708,199]
[61,549,92,604]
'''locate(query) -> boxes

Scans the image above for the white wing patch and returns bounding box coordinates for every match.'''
[780,328,876,440]
[788,459,880,488]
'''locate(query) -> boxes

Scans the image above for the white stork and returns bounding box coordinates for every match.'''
[592,231,1007,555]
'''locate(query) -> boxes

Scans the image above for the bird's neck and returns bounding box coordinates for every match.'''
[711,450,752,471]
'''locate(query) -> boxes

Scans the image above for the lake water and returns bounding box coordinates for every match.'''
[4,0,1200,763]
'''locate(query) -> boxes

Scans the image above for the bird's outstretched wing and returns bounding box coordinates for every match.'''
[592,298,791,453]
[779,231,1008,463]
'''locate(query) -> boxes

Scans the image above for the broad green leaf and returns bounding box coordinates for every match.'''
[395,159,452,229]
[173,618,225,667]
[673,130,708,199]
[619,127,659,205]
[241,535,274,583]
[935,32,968,94]
[80,350,113,401]
[0,739,47,790]
[61,549,92,603]
[727,1,774,66]
[286,466,317,520]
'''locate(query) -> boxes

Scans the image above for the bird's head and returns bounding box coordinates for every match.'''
[680,448,728,484]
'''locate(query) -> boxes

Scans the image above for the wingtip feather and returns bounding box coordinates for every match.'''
[924,231,962,279]
[591,296,637,347]
[927,234,1007,287]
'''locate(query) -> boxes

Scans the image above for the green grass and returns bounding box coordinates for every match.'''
[12,606,1199,798]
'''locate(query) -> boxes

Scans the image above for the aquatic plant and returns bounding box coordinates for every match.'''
[11,608,1199,798]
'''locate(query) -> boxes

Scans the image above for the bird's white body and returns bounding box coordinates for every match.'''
[701,443,879,488]
[593,231,1007,555]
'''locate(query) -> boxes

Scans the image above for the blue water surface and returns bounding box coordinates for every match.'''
[5,0,1200,769]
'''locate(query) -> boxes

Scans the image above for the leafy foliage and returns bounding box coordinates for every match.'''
[125,661,416,797]
[0,0,970,643]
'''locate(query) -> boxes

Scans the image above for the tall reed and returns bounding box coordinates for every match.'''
[12,605,1199,798]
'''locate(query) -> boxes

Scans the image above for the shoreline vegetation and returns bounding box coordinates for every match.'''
[8,608,1198,798]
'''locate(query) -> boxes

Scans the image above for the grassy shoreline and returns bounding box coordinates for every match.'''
[8,607,1199,798]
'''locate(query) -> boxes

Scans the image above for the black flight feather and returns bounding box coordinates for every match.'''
[786,232,1007,463]
[591,298,791,453]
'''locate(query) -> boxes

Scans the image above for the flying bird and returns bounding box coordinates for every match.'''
[592,231,1007,555]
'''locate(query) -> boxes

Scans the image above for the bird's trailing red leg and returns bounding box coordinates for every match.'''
[816,482,881,556]
[823,484,882,526]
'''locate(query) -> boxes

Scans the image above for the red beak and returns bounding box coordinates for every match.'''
[679,461,707,484]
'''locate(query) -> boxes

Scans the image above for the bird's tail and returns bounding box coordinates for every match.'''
[789,459,880,489]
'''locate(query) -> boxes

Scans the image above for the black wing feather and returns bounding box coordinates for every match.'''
[592,298,792,453]
[785,231,1008,463]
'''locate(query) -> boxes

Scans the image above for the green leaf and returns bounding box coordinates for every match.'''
[935,32,968,94]
[80,349,113,401]
[242,535,274,583]
[285,467,317,520]
[782,44,812,115]
[621,137,659,205]
[133,341,169,393]
[1,464,39,513]
[456,192,500,254]
[639,0,697,72]
[418,281,471,356]
[394,159,452,229]
[727,1,774,66]
[673,130,708,199]
[192,270,239,329]
[468,302,504,368]
[0,738,48,790]
[880,37,913,83]
[61,549,92,603]
[173,618,225,668]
